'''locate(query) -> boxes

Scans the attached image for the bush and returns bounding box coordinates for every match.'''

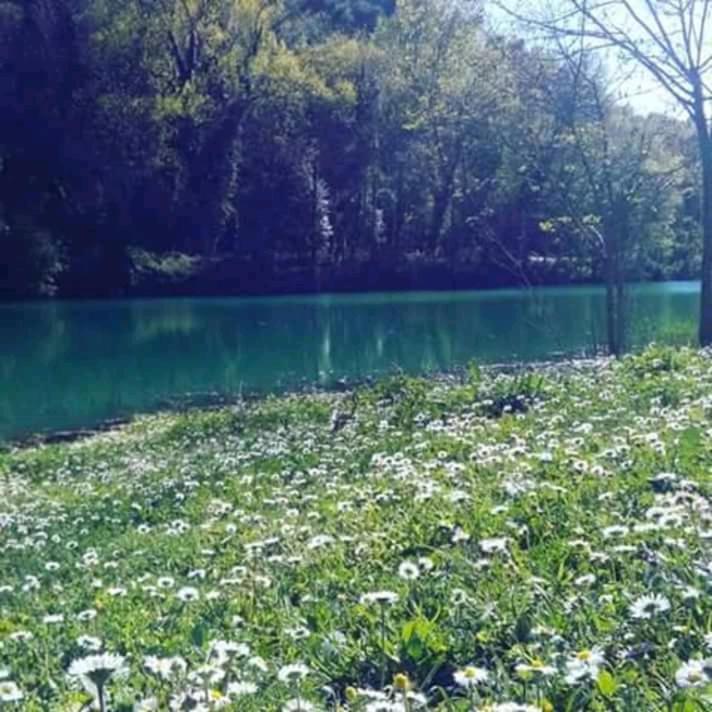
[128,248,204,286]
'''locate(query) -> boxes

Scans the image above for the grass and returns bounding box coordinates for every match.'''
[1,345,712,710]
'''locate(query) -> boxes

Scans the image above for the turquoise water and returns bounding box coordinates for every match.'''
[0,282,699,440]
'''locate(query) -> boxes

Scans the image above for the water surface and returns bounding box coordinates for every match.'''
[0,282,699,440]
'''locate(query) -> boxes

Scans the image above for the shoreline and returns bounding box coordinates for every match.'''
[1,353,610,450]
[0,277,699,305]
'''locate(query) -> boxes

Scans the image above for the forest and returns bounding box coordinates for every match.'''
[0,0,706,300]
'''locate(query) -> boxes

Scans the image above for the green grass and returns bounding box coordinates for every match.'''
[2,346,712,710]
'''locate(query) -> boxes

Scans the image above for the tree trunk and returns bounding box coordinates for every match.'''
[429,188,452,250]
[698,133,712,345]
[693,83,712,346]
[180,101,243,258]
[603,211,627,358]
[605,254,619,357]
[615,270,626,356]
[614,203,628,355]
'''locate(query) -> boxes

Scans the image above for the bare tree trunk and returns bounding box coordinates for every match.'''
[615,268,626,356]
[614,206,628,355]
[605,253,619,357]
[698,127,712,345]
[604,212,627,358]
[429,188,451,251]
[429,139,463,252]
[392,165,405,252]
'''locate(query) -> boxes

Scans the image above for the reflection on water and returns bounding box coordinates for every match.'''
[0,282,699,440]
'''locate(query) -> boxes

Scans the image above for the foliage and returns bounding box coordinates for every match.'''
[0,0,703,298]
[129,248,204,286]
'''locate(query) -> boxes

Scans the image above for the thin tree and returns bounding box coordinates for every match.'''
[498,0,712,344]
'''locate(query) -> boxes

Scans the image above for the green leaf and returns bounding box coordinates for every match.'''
[400,616,447,663]
[597,669,617,697]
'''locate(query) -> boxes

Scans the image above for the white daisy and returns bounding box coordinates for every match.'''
[397,561,420,580]
[675,659,712,688]
[629,594,671,620]
[0,681,23,703]
[453,665,489,688]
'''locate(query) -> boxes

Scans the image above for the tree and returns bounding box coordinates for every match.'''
[542,46,685,354]
[498,0,712,343]
[376,0,505,259]
[0,0,702,298]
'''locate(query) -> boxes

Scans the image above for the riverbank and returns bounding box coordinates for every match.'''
[7,246,690,301]
[1,346,712,709]
[3,357,606,450]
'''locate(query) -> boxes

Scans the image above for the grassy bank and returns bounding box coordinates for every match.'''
[2,347,712,710]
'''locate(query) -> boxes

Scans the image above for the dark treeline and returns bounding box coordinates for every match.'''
[0,0,704,299]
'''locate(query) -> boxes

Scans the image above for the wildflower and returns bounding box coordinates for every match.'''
[480,537,508,554]
[77,635,103,652]
[307,534,334,549]
[515,658,555,677]
[144,655,187,680]
[43,613,64,624]
[227,680,258,696]
[282,700,318,712]
[360,591,399,605]
[453,665,489,688]
[393,672,410,690]
[210,639,250,662]
[574,574,596,587]
[564,647,605,684]
[418,556,434,572]
[285,625,311,641]
[675,659,712,688]
[8,631,32,643]
[405,690,427,707]
[681,586,701,602]
[278,663,311,684]
[0,681,23,703]
[397,561,420,581]
[602,525,629,538]
[247,655,269,672]
[364,702,404,712]
[629,594,671,620]
[450,588,470,606]
[68,653,128,709]
[176,586,200,602]
[452,526,470,544]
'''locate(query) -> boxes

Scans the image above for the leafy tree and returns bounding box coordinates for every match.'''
[500,0,712,343]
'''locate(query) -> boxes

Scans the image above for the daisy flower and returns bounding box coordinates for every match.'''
[278,663,311,684]
[564,647,605,684]
[453,665,489,688]
[629,594,671,620]
[675,659,712,688]
[397,561,420,580]
[0,681,23,703]
[360,591,399,605]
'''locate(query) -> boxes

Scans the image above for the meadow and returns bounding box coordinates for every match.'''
[2,346,712,710]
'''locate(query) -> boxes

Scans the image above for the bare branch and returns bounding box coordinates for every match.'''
[697,0,711,66]
[623,0,689,75]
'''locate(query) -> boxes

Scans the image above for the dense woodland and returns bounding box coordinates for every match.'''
[0,0,706,299]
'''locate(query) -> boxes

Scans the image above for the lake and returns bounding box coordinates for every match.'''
[0,281,700,441]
